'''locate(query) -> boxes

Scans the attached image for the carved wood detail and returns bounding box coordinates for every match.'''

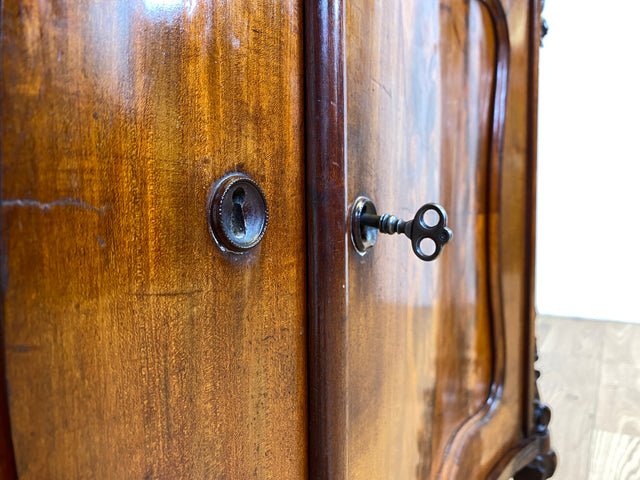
[513,347,557,480]
[436,1,511,477]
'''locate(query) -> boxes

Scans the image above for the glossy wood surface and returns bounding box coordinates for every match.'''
[1,1,307,478]
[305,1,348,479]
[307,0,544,478]
[0,342,16,477]
[346,1,506,478]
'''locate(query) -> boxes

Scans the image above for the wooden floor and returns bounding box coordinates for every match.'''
[536,316,640,479]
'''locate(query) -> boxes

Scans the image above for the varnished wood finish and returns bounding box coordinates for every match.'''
[523,0,544,438]
[305,1,349,479]
[346,1,511,478]
[440,0,548,476]
[1,1,307,478]
[0,325,17,478]
[308,0,545,479]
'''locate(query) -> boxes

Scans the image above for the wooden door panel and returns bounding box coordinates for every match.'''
[346,1,506,478]
[1,1,307,478]
[307,0,546,479]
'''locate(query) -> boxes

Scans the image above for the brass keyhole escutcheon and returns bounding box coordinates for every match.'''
[208,173,269,254]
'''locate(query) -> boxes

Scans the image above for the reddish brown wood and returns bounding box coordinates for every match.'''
[0,306,17,478]
[435,1,513,477]
[305,1,349,478]
[522,0,544,438]
[1,0,548,477]
[307,0,549,478]
[0,12,19,479]
[1,1,307,478]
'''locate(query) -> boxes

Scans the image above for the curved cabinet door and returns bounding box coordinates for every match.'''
[305,0,552,479]
[1,1,307,478]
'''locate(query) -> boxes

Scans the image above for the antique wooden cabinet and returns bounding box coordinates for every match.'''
[0,0,553,479]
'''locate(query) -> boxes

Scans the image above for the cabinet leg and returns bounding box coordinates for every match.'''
[514,449,557,480]
[516,341,557,479]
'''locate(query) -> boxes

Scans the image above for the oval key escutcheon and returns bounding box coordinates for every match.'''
[208,173,269,254]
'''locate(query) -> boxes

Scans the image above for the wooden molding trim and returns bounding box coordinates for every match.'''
[0,221,18,479]
[304,1,349,479]
[434,0,513,477]
[0,8,19,468]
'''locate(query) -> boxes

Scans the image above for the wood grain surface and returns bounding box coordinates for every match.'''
[537,316,640,480]
[304,1,349,479]
[345,1,498,478]
[308,0,544,478]
[1,1,307,478]
[535,316,602,480]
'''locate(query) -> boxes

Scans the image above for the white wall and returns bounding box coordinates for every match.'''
[536,0,640,323]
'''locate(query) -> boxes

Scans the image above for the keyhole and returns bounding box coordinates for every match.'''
[231,187,246,238]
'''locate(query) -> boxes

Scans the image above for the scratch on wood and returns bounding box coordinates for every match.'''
[129,290,203,298]
[2,197,110,214]
[371,78,392,98]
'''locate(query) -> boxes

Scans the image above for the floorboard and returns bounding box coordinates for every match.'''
[536,315,640,480]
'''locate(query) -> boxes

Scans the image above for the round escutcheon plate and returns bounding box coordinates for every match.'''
[208,173,269,254]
